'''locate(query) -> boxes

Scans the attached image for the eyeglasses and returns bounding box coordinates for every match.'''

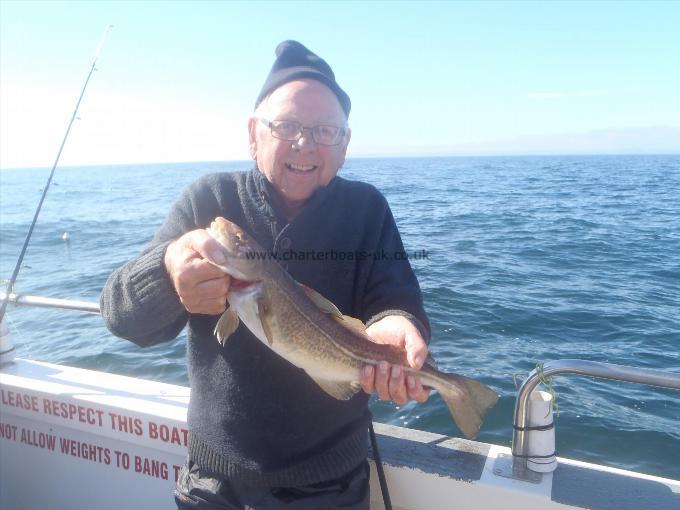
[258,118,347,146]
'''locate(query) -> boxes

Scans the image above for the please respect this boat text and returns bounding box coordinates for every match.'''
[0,388,187,482]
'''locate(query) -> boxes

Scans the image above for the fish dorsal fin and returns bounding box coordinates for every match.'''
[311,378,362,400]
[214,307,239,346]
[333,314,367,336]
[298,282,367,334]
[299,283,343,318]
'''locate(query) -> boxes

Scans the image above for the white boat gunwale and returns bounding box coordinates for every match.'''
[2,356,679,510]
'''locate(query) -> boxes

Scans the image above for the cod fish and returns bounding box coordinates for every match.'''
[205,217,499,439]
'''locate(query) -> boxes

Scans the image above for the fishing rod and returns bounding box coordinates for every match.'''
[0,25,112,324]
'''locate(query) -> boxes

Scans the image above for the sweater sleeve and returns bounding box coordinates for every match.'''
[361,198,431,343]
[100,179,209,347]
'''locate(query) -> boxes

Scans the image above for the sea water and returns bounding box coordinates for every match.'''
[1,155,678,479]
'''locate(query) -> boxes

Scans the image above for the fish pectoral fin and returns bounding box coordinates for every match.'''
[214,307,239,346]
[256,298,275,346]
[298,283,343,318]
[312,378,363,400]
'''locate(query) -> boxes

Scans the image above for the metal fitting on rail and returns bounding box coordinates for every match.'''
[495,359,680,483]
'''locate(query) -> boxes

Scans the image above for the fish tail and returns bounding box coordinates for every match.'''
[434,373,499,440]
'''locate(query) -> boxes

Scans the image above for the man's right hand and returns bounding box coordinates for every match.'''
[164,229,231,315]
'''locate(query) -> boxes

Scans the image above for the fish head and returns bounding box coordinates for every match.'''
[206,217,267,281]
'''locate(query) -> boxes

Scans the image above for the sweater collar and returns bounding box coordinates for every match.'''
[250,166,339,223]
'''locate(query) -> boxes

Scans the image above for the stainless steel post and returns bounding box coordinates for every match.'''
[511,359,680,476]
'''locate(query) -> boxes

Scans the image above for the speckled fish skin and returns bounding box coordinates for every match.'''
[206,217,499,439]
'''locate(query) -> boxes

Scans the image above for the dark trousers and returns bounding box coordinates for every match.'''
[174,460,371,510]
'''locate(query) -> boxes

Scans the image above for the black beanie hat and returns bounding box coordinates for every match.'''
[255,40,351,117]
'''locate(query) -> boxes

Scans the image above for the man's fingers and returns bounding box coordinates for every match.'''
[199,298,228,316]
[405,333,428,369]
[361,365,375,394]
[175,259,227,293]
[185,230,227,266]
[191,257,229,281]
[181,294,228,315]
[406,375,431,403]
[363,363,430,405]
[194,274,231,299]
[389,366,407,405]
[164,229,234,316]
[375,362,391,400]
[186,302,226,316]
[362,315,431,405]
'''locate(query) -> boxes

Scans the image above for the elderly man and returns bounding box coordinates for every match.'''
[101,40,430,509]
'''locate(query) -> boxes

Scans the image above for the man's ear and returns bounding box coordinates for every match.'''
[338,127,351,167]
[248,116,258,160]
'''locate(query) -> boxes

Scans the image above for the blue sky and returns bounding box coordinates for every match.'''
[1,0,679,168]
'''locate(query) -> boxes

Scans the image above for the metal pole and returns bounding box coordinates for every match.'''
[0,292,100,314]
[512,359,680,474]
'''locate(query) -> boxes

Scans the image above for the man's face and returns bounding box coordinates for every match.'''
[248,79,350,214]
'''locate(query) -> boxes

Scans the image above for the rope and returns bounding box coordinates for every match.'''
[535,362,560,417]
[513,422,554,431]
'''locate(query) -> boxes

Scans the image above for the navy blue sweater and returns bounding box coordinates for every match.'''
[100,168,429,486]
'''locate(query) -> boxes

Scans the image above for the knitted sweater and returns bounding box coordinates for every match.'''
[100,168,430,487]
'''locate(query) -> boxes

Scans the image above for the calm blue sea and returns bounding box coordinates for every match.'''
[1,156,678,480]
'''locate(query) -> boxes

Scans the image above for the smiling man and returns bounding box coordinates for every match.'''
[250,80,349,219]
[101,41,430,509]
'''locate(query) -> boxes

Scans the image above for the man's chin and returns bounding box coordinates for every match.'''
[282,191,314,205]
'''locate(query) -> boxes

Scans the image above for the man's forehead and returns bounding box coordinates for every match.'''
[260,79,347,122]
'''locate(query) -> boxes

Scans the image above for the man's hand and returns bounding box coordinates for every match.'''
[361,315,431,405]
[164,229,231,315]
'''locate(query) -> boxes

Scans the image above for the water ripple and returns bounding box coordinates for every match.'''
[2,155,679,479]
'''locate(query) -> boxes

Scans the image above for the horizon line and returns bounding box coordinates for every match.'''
[2,152,679,171]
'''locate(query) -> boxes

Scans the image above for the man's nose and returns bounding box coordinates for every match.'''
[295,128,317,150]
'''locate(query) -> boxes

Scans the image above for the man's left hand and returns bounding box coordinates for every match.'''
[361,315,431,406]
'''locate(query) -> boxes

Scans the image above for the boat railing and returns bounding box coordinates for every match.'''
[498,359,680,483]
[0,292,100,314]
[0,293,100,364]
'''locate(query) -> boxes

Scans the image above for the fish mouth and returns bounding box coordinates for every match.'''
[230,277,258,290]
[285,163,318,174]
[227,278,263,304]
